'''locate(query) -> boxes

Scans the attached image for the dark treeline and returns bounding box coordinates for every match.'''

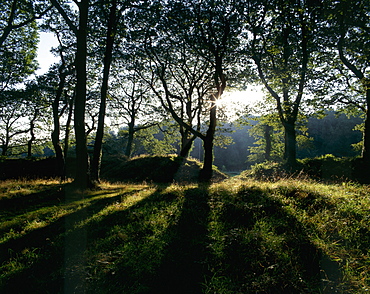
[0,0,369,187]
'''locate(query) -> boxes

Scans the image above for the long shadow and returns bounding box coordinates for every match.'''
[0,183,64,217]
[216,186,324,293]
[74,183,211,294]
[0,184,168,293]
[148,183,211,294]
[0,186,142,262]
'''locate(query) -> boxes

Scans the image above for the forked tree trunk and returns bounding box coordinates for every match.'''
[180,136,196,158]
[179,127,196,158]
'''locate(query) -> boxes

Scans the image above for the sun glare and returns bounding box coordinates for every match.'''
[216,86,265,113]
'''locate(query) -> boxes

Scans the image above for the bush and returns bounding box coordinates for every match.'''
[101,154,227,183]
[299,155,355,181]
[240,161,288,181]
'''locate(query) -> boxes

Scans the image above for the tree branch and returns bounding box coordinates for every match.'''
[50,0,78,35]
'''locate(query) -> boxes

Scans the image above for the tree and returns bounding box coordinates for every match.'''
[245,0,320,169]
[132,0,244,180]
[90,0,120,182]
[248,113,285,163]
[51,0,92,188]
[24,81,50,157]
[0,0,44,91]
[141,36,213,159]
[0,88,47,156]
[334,0,370,169]
[109,65,161,158]
[0,0,51,46]
[0,91,30,155]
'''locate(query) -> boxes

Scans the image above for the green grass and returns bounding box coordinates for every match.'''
[0,178,369,293]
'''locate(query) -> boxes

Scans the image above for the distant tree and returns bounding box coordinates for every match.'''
[23,81,50,157]
[248,113,285,163]
[109,66,161,158]
[0,91,30,155]
[0,88,48,156]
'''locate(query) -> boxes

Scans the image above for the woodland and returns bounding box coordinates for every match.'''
[0,0,370,293]
[0,0,369,185]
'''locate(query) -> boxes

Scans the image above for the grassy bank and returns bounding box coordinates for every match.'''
[0,177,369,293]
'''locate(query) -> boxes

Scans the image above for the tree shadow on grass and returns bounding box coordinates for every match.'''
[0,184,164,293]
[211,185,324,293]
[1,182,348,293]
[148,184,211,294]
[77,184,211,294]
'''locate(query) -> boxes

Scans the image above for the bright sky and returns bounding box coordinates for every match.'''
[36,32,59,75]
[223,86,264,105]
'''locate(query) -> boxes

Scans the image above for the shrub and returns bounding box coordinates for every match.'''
[299,155,355,181]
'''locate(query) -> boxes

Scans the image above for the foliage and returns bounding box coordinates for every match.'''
[0,0,41,91]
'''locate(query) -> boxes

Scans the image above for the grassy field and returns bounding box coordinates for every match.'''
[0,176,369,293]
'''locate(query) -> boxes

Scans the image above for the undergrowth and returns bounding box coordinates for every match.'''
[0,178,369,293]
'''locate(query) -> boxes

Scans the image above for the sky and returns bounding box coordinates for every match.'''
[36,32,59,75]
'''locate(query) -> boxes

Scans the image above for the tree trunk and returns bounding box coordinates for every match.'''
[361,88,370,166]
[200,133,214,180]
[125,122,135,158]
[283,120,297,169]
[64,95,73,160]
[200,96,217,181]
[73,0,92,189]
[27,109,38,158]
[91,0,116,182]
[179,127,195,158]
[200,53,225,181]
[180,135,196,158]
[51,70,66,180]
[2,128,10,156]
[264,125,273,161]
[1,140,8,156]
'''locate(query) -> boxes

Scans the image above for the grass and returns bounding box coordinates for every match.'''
[0,177,369,293]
